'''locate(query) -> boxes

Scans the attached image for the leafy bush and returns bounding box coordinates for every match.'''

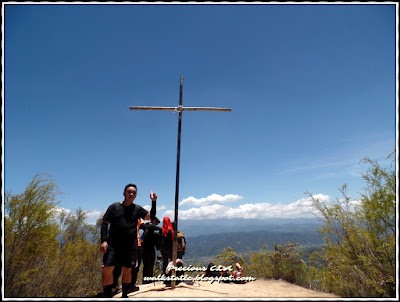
[215,246,245,267]
[308,152,396,297]
[4,174,103,297]
[246,244,273,279]
[4,174,61,297]
[216,243,308,287]
[270,243,308,286]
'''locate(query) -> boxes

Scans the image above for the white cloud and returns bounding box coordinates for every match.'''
[84,210,104,224]
[168,194,331,220]
[162,210,174,219]
[180,194,243,206]
[349,200,362,207]
[306,193,331,204]
[53,193,363,224]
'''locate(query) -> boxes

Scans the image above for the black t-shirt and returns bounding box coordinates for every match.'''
[103,202,148,250]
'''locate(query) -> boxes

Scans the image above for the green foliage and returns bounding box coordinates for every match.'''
[50,240,102,297]
[59,208,98,246]
[215,246,245,267]
[211,152,396,297]
[305,250,325,290]
[308,152,396,297]
[214,243,309,287]
[270,243,308,286]
[54,209,103,296]
[246,244,273,279]
[244,243,308,287]
[4,174,103,297]
[4,174,61,297]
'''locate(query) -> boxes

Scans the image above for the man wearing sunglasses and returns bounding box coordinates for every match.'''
[100,184,157,298]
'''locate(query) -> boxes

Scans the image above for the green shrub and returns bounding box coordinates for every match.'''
[308,152,396,297]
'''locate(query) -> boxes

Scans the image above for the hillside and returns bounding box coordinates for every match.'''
[182,227,324,264]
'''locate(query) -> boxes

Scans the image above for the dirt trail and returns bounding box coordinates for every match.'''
[113,279,340,299]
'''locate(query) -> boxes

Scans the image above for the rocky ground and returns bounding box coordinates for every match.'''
[112,279,340,299]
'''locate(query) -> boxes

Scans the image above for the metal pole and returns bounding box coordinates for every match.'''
[129,77,230,289]
[175,76,183,235]
[171,76,183,289]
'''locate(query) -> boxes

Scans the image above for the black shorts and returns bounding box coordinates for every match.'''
[102,246,138,268]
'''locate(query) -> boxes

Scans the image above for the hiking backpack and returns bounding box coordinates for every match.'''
[155,230,164,251]
[177,231,186,251]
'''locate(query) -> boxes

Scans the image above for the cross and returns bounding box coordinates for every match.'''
[130,76,231,288]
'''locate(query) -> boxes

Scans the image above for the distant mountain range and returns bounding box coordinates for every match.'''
[174,218,325,264]
[177,217,323,237]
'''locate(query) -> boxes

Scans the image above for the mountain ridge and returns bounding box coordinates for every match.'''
[179,219,325,264]
[177,217,322,237]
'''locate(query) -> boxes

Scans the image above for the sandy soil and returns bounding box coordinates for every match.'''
[113,279,340,299]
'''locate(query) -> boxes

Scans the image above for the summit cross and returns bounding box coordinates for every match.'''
[130,76,231,288]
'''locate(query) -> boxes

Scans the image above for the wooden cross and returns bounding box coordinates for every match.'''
[130,76,231,288]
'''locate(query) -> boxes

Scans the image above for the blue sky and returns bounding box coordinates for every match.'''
[3,3,397,224]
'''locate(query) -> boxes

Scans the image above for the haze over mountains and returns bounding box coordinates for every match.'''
[177,217,323,237]
[175,218,325,264]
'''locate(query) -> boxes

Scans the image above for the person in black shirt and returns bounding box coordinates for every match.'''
[113,218,144,293]
[100,184,157,298]
[140,217,162,283]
